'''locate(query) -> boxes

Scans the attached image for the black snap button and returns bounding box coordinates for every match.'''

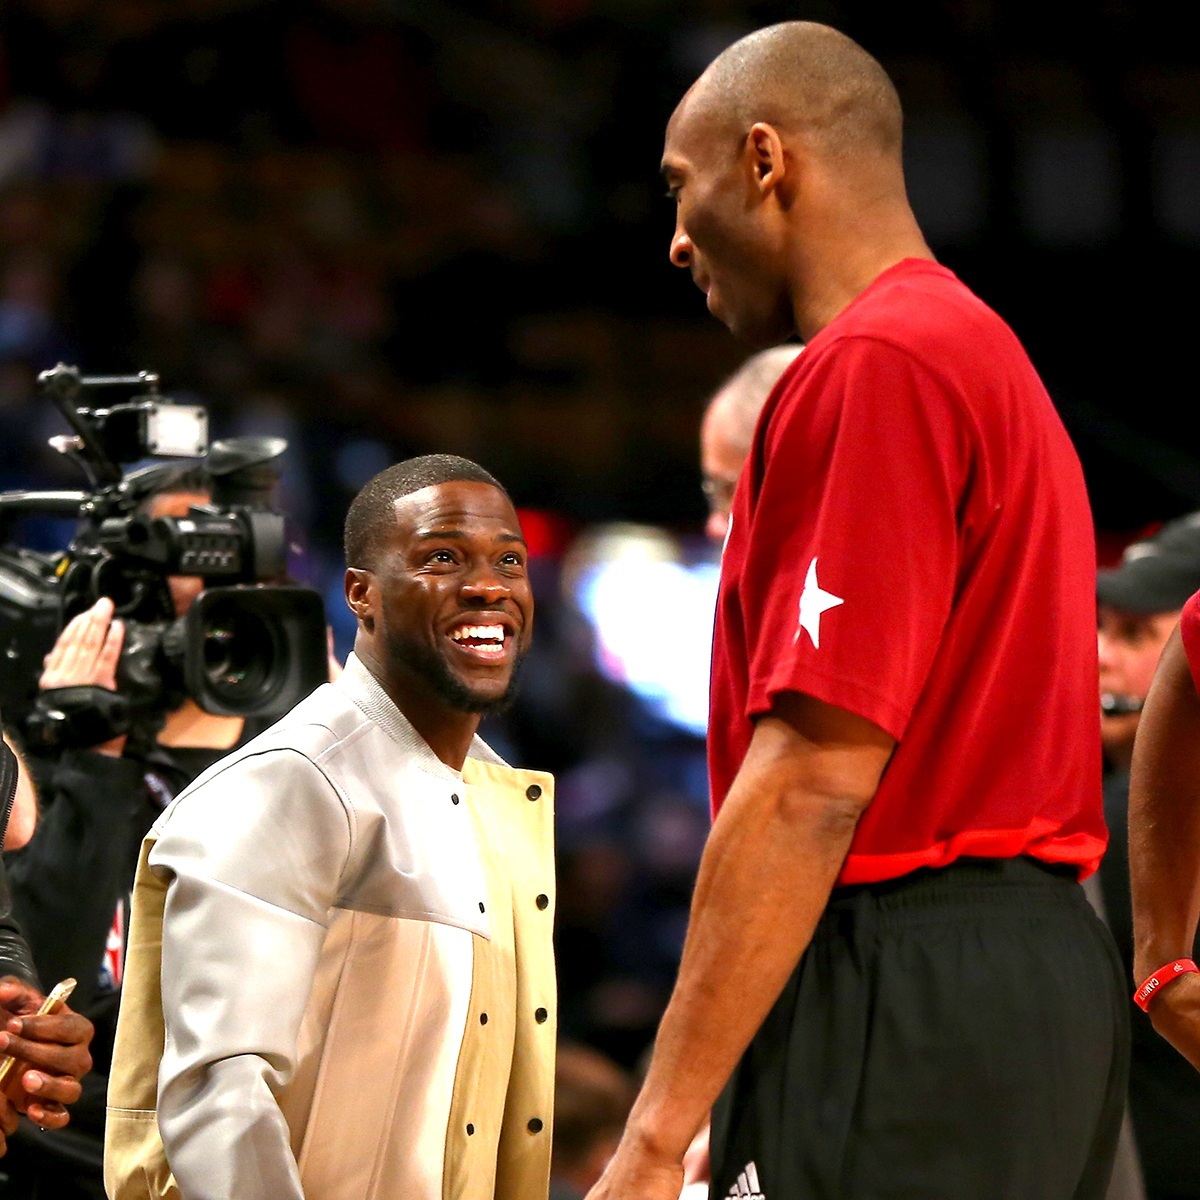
[480,1012,488,1025]
[535,1007,547,1023]
[528,1117,543,1133]
[536,894,548,910]
[451,793,460,805]
[479,901,486,913]
[526,784,542,801]
[466,1123,475,1135]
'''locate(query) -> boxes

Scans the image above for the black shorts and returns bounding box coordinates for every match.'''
[710,857,1129,1200]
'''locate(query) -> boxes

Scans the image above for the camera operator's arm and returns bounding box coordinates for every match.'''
[11,595,143,999]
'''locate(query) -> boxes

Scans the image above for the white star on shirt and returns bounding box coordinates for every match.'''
[796,557,843,649]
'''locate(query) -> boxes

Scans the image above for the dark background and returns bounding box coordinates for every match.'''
[3,0,1199,534]
[1,0,1198,1065]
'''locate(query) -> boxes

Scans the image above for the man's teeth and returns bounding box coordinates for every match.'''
[451,625,505,643]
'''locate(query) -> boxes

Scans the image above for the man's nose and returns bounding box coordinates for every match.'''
[706,509,730,544]
[670,223,693,269]
[461,566,511,604]
[1097,629,1118,671]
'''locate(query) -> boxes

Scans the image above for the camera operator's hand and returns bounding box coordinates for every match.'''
[0,977,93,1149]
[40,598,126,756]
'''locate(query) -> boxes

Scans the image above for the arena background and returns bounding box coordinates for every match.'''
[1,0,1197,1067]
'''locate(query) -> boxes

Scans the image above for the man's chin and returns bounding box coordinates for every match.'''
[450,676,519,716]
[718,303,793,349]
[430,653,523,717]
[386,631,524,717]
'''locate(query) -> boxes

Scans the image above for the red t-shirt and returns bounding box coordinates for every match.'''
[709,258,1106,886]
[1180,591,1200,686]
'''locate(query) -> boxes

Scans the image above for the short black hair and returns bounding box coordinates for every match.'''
[343,453,509,569]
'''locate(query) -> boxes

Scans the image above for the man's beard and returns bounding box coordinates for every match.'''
[387,628,523,716]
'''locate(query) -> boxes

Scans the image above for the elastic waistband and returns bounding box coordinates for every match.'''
[817,856,1087,935]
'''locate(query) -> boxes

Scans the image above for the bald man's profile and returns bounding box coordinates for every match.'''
[589,21,1124,1200]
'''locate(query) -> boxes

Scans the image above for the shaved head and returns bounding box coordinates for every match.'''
[662,21,928,346]
[682,22,902,162]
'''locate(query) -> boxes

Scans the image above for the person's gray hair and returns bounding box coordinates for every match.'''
[705,344,804,455]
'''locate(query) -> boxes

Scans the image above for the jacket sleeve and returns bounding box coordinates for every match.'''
[0,739,38,987]
[0,861,39,988]
[149,746,351,1200]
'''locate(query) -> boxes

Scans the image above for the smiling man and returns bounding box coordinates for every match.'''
[104,455,557,1200]
[590,21,1124,1200]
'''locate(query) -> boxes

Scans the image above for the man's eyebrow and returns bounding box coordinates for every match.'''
[416,529,527,546]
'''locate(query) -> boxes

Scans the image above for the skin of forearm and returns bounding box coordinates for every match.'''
[1130,629,1200,980]
[626,697,893,1161]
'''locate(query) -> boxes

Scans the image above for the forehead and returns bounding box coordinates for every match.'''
[149,490,210,519]
[388,480,519,540]
[1097,603,1172,628]
[663,79,728,170]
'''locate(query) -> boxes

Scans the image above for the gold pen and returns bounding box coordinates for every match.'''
[0,978,77,1090]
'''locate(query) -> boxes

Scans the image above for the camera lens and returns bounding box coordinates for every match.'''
[201,602,282,708]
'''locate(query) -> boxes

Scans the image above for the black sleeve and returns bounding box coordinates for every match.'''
[6,749,150,1015]
[0,739,39,987]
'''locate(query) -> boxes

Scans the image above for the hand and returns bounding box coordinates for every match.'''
[0,977,93,1139]
[1146,971,1200,1072]
[40,597,126,755]
[585,1129,685,1200]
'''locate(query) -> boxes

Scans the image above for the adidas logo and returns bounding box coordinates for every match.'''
[725,1160,765,1199]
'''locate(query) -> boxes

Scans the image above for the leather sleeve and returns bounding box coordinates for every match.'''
[0,737,38,988]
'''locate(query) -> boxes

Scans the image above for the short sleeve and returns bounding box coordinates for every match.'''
[742,337,970,739]
[1180,590,1200,689]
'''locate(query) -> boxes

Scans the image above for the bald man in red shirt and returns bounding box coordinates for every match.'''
[588,21,1125,1200]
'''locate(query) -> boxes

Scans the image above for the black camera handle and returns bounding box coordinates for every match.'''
[37,364,162,489]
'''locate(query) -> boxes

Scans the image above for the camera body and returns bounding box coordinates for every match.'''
[0,364,329,745]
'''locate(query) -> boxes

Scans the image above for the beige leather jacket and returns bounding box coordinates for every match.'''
[104,654,556,1200]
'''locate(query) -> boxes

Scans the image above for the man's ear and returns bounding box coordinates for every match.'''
[345,568,376,633]
[745,122,788,198]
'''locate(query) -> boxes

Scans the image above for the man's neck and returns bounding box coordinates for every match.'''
[353,643,480,772]
[787,195,935,342]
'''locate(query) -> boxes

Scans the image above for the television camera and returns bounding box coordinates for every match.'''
[0,364,328,748]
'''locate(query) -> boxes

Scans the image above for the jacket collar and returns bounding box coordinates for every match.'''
[336,652,508,779]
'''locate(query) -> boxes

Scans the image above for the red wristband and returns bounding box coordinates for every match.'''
[1134,958,1200,1012]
